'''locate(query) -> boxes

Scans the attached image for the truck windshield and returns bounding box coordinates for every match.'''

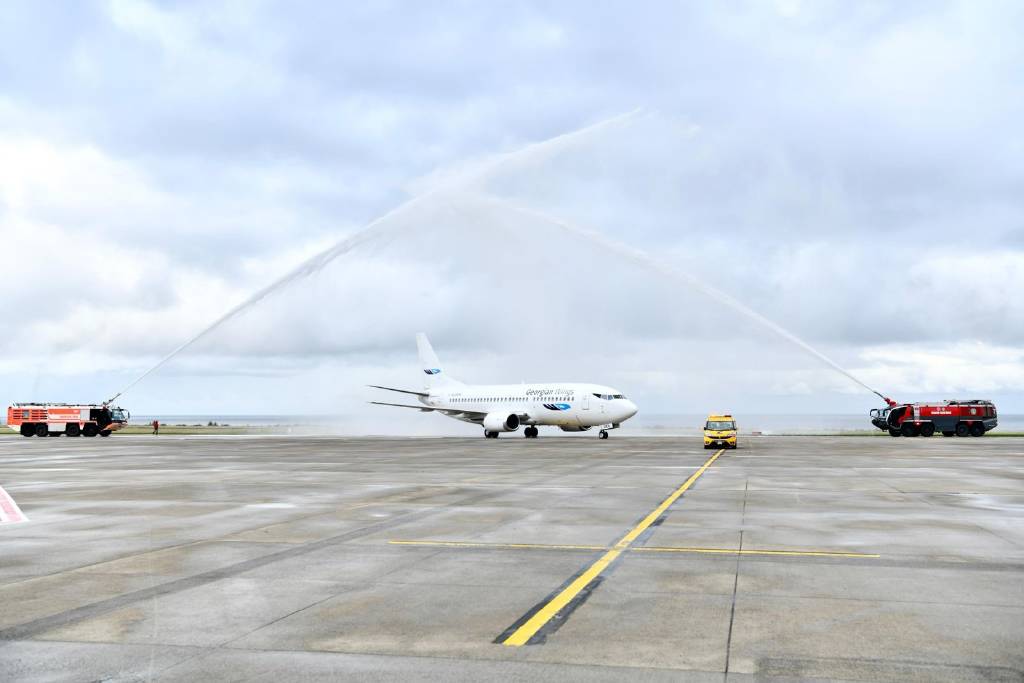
[706,421,735,430]
[110,409,127,422]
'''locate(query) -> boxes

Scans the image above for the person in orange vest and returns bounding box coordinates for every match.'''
[152,419,160,436]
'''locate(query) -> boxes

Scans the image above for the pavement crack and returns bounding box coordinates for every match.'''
[724,478,749,678]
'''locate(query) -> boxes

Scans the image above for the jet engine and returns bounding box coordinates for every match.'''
[558,425,592,432]
[483,412,520,432]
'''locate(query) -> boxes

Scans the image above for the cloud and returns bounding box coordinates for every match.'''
[857,342,1024,395]
[0,0,1022,420]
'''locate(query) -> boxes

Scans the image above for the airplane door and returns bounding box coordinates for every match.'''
[582,394,590,410]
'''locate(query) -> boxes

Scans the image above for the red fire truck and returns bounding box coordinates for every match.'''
[6,403,130,437]
[870,400,997,437]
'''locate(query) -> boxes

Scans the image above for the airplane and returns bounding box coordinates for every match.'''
[370,333,639,439]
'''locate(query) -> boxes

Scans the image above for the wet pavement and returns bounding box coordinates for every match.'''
[1,435,1022,681]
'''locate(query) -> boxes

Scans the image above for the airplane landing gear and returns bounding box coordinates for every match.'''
[484,430,498,439]
[523,426,538,438]
[599,430,609,439]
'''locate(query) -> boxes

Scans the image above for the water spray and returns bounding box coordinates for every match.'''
[470,193,893,404]
[104,110,644,405]
[103,188,460,406]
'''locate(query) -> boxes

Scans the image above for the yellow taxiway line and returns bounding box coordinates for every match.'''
[498,448,724,646]
[389,448,880,646]
[388,539,879,559]
[639,546,879,558]
[389,540,608,551]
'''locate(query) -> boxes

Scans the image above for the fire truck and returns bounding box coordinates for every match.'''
[870,400,997,437]
[6,403,130,437]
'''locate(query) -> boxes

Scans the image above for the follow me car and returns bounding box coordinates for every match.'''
[704,414,738,449]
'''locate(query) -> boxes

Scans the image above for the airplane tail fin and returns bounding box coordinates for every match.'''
[417,333,462,389]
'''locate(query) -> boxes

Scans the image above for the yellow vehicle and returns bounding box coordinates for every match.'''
[704,414,738,449]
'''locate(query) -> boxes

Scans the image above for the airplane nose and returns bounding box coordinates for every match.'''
[622,400,638,420]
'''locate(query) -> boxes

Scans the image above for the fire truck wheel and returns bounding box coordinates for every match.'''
[66,424,81,437]
[942,431,955,437]
[955,423,969,437]
[919,423,935,437]
[34,423,49,437]
[99,430,112,437]
[20,424,34,437]
[900,423,918,437]
[888,428,900,437]
[83,424,98,437]
[969,423,985,437]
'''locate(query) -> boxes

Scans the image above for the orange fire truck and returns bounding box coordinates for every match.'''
[6,403,130,437]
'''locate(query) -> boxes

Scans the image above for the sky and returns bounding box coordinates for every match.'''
[1,1,1022,431]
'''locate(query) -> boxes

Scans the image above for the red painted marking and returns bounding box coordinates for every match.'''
[0,486,26,524]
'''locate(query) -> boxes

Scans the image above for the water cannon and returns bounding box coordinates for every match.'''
[872,390,896,407]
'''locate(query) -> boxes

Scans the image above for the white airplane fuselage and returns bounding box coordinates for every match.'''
[421,383,637,429]
[371,334,639,438]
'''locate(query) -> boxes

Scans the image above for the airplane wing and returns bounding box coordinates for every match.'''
[370,401,436,412]
[368,385,430,397]
[369,401,487,418]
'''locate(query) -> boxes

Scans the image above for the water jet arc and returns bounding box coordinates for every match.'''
[472,193,889,402]
[103,111,644,405]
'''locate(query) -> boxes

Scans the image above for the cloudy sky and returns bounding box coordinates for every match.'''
[1,1,1022,430]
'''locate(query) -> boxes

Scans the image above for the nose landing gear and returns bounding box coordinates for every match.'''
[597,422,620,439]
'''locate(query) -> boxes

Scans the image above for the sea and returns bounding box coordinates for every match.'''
[130,413,1024,436]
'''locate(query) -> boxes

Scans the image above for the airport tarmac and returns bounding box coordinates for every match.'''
[1,435,1022,682]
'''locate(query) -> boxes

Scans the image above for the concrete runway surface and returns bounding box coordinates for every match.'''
[1,435,1022,681]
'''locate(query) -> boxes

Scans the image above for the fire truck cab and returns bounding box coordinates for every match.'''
[6,403,130,438]
[870,400,996,438]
